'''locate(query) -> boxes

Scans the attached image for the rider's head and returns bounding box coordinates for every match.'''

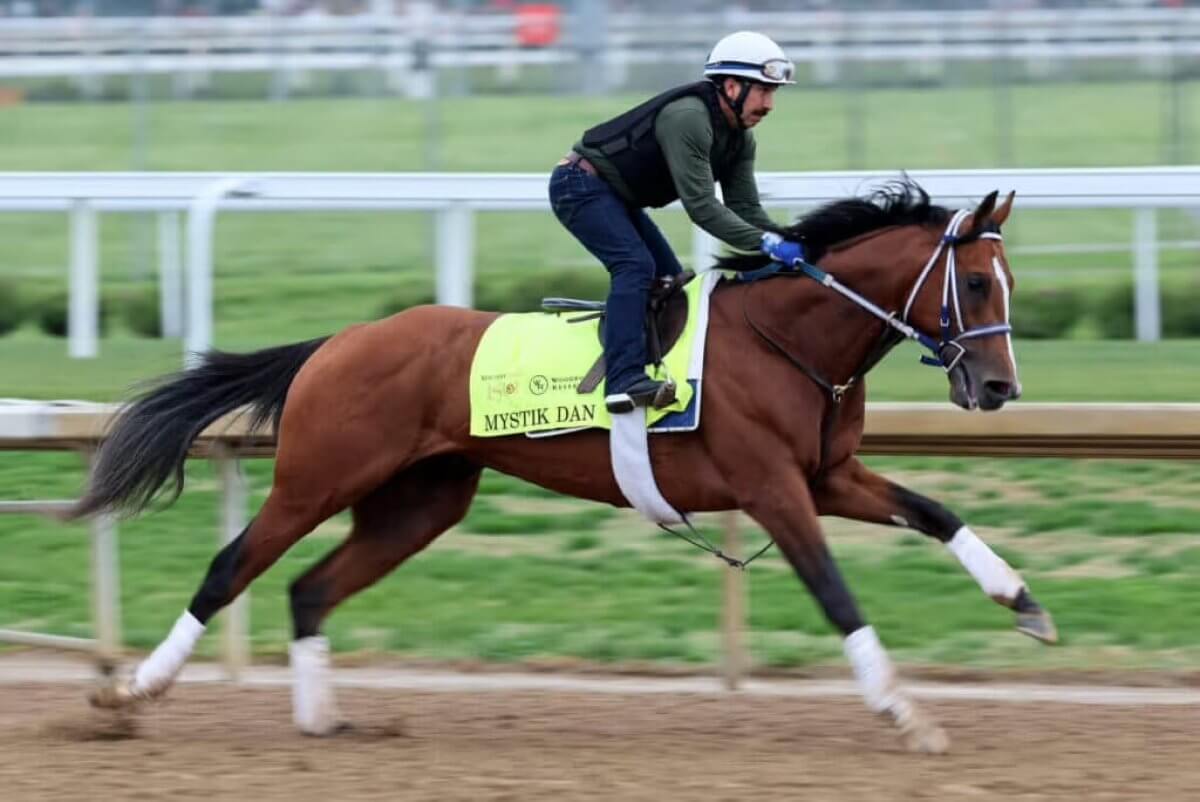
[704,31,794,129]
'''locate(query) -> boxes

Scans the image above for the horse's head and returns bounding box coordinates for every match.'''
[899,189,1020,411]
[717,179,1021,411]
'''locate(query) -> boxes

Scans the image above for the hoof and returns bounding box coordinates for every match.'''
[1016,610,1059,644]
[88,682,141,711]
[298,720,353,737]
[886,700,950,755]
[900,721,951,755]
[1012,588,1059,644]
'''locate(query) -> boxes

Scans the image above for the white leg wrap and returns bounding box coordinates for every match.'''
[843,626,901,713]
[946,526,1024,601]
[130,611,206,698]
[290,636,339,735]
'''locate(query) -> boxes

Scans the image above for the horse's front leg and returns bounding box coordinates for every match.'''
[813,456,1057,644]
[734,469,948,754]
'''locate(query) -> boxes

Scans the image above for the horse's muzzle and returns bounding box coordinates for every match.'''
[981,378,1021,409]
[949,360,1021,411]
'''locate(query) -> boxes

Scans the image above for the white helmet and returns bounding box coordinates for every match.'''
[704,31,795,85]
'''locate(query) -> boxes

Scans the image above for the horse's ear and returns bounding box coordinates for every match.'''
[992,190,1016,227]
[972,190,999,227]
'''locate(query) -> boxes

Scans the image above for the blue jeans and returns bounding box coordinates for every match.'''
[548,163,684,394]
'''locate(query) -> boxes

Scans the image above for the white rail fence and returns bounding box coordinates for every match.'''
[1,167,1198,361]
[1,7,1199,95]
[3,401,1200,685]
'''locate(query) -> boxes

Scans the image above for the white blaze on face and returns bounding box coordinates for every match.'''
[992,255,1019,381]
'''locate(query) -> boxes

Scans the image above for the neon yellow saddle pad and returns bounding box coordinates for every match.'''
[469,275,715,437]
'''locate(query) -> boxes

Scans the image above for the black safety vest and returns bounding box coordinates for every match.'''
[580,81,745,208]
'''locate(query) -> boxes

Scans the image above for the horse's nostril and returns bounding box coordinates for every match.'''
[984,380,1015,399]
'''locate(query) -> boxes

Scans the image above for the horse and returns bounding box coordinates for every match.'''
[68,179,1055,754]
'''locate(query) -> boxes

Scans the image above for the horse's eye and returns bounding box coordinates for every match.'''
[966,274,988,292]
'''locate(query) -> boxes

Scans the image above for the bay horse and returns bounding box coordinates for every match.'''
[69,179,1055,754]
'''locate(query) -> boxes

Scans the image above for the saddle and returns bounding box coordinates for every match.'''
[541,270,695,394]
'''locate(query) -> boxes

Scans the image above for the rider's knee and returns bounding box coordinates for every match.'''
[608,254,657,289]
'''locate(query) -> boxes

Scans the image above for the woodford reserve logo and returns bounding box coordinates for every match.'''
[529,373,587,393]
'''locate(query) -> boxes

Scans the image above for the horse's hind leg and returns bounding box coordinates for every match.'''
[286,455,482,735]
[90,483,335,710]
[92,443,409,710]
[813,456,1057,644]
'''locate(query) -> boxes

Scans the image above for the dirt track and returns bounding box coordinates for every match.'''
[1,680,1197,802]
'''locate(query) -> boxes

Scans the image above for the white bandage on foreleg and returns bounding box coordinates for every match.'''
[290,635,339,735]
[843,626,900,712]
[946,526,1024,601]
[130,610,206,698]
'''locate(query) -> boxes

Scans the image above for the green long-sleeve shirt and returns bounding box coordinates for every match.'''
[574,95,775,252]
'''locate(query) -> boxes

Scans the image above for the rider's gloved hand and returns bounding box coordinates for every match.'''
[760,232,805,266]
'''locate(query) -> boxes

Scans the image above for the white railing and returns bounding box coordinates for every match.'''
[5,400,1199,683]
[1,7,1199,94]
[1,167,1198,359]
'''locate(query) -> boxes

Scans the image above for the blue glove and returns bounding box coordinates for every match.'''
[761,232,805,266]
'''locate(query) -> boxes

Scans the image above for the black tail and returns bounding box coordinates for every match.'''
[67,337,329,520]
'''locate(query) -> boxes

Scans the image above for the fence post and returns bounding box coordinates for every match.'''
[185,177,258,365]
[90,511,121,664]
[691,226,717,274]
[721,511,747,690]
[68,201,99,359]
[1134,207,1161,342]
[85,448,121,666]
[215,446,250,680]
[157,211,184,338]
[436,203,475,308]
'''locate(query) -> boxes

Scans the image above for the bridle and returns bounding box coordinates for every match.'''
[738,207,1013,376]
[900,209,1012,373]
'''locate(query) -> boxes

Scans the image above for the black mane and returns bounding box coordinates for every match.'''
[716,178,973,274]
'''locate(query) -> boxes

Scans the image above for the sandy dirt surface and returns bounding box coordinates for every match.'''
[1,680,1196,802]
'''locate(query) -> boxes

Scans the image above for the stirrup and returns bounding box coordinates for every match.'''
[604,379,676,414]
